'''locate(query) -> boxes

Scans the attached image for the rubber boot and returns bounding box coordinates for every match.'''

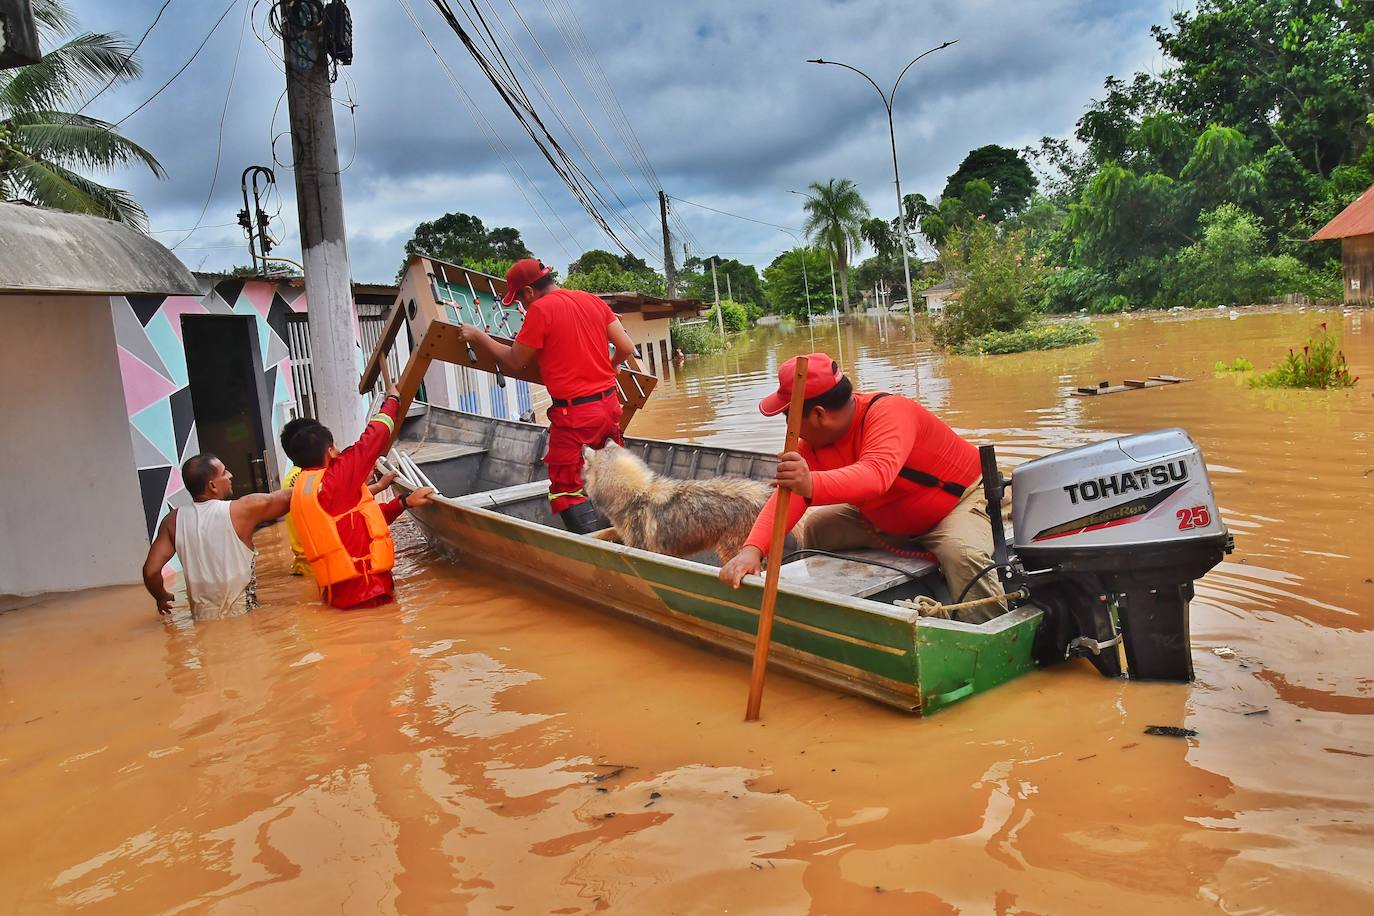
[559,500,609,534]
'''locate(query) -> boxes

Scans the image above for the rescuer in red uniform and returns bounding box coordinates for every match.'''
[719,353,1006,622]
[286,375,435,609]
[457,258,639,534]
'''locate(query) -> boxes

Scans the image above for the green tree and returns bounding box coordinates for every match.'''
[563,263,665,296]
[676,255,765,308]
[801,178,870,314]
[0,0,164,228]
[941,145,1038,221]
[762,247,831,322]
[398,211,531,279]
[567,248,651,275]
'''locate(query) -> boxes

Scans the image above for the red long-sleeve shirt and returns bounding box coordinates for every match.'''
[745,392,980,556]
[308,396,404,608]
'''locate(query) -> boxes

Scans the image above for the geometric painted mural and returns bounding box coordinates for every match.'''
[111,277,314,541]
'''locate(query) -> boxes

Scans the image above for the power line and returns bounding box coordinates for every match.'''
[108,0,242,130]
[74,0,179,116]
[171,0,251,251]
[467,0,662,262]
[396,0,578,261]
[669,196,804,236]
[485,0,663,261]
[427,0,638,259]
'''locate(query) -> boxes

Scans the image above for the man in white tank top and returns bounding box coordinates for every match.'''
[141,454,292,620]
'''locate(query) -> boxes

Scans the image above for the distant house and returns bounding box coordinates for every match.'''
[922,277,959,317]
[1311,183,1374,305]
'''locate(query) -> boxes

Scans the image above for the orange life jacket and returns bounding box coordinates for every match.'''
[290,467,395,590]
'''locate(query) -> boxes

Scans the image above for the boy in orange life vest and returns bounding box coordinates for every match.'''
[457,257,639,534]
[284,376,435,609]
[718,353,1006,623]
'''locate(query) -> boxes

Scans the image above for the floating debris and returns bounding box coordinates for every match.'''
[1212,646,1237,659]
[1145,725,1198,738]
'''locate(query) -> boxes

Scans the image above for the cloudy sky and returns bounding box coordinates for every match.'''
[65,0,1180,282]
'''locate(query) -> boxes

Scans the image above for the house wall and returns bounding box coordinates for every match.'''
[0,295,148,596]
[1342,235,1374,306]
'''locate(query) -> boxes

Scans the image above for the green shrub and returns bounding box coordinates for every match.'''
[564,264,665,296]
[670,321,722,355]
[703,299,750,333]
[1093,294,1130,314]
[954,322,1099,356]
[933,223,1046,347]
[1251,323,1358,389]
[1214,357,1254,372]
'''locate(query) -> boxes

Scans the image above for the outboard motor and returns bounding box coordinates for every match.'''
[993,429,1232,681]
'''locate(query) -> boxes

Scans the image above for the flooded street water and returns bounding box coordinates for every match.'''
[3,307,1372,913]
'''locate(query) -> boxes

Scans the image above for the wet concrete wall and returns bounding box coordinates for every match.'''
[0,295,147,596]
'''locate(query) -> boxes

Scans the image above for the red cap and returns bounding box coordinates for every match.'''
[502,258,551,305]
[758,353,841,416]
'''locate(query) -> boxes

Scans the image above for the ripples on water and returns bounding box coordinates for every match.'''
[2,307,1372,912]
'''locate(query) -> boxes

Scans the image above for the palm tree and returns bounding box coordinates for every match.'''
[801,178,870,315]
[0,0,164,229]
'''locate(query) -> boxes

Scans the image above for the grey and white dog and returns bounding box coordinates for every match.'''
[582,442,793,564]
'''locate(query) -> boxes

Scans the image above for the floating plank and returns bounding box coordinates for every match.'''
[1072,375,1190,397]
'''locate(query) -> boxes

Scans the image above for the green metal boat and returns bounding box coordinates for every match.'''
[389,403,1042,714]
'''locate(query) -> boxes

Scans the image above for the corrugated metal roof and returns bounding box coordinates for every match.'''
[1312,183,1374,240]
[0,201,198,295]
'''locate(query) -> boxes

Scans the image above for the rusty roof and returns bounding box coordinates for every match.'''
[1312,183,1374,240]
[600,290,705,318]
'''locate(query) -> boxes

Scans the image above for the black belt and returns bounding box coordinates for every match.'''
[897,466,968,498]
[551,386,616,408]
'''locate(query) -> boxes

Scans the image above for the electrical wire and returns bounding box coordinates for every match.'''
[73,0,178,116]
[498,0,666,259]
[396,0,577,261]
[462,0,659,261]
[171,0,251,251]
[427,0,637,258]
[475,0,663,261]
[669,195,803,236]
[108,0,242,130]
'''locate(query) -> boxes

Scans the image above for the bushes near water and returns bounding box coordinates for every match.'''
[1250,324,1358,389]
[953,322,1099,356]
[702,299,753,333]
[670,321,722,355]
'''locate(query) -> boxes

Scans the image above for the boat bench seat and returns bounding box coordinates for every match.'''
[454,479,549,510]
[402,442,489,497]
[778,549,937,599]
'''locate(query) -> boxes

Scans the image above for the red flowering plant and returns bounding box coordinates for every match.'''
[1252,322,1359,389]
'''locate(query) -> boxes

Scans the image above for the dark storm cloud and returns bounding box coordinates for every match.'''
[66,0,1172,281]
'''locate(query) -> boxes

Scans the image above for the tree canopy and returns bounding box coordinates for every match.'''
[1024,0,1367,311]
[398,211,531,279]
[940,145,1038,221]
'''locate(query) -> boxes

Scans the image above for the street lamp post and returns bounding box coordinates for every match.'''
[808,41,956,320]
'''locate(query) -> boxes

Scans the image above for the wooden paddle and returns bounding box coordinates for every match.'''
[745,355,811,722]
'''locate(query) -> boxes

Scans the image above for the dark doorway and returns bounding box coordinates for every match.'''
[182,315,274,494]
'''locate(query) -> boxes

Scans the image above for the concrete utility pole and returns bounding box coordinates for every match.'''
[658,191,677,298]
[282,1,360,439]
[808,42,956,319]
[725,272,733,303]
[710,257,725,338]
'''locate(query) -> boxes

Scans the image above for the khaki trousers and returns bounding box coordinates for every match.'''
[800,478,1006,623]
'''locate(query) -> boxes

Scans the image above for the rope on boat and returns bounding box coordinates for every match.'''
[895,588,1028,620]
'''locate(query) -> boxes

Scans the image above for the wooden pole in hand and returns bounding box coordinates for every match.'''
[745,355,811,722]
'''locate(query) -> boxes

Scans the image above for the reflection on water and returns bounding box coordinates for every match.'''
[2,307,1372,912]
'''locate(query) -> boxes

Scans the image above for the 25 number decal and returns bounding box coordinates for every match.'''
[1176,506,1211,530]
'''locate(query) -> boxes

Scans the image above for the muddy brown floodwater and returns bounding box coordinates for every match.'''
[2,307,1372,914]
